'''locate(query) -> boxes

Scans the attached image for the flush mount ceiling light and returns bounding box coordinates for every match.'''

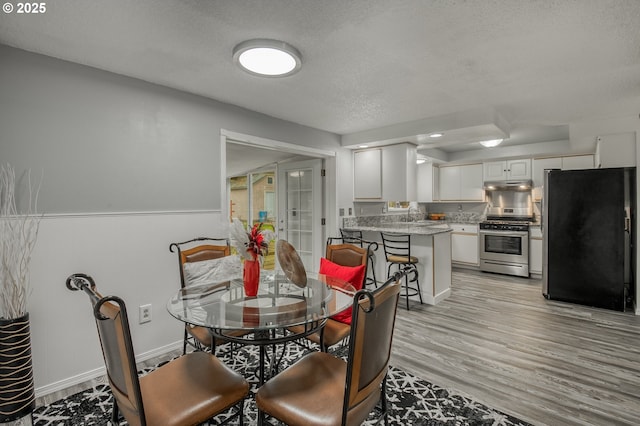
[479,138,503,148]
[233,39,302,77]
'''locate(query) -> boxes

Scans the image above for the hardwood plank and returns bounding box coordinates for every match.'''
[391,268,640,426]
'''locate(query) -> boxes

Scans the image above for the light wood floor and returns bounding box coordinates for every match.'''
[391,268,640,426]
[37,268,640,426]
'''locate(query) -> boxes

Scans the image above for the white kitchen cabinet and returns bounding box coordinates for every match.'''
[438,164,483,201]
[483,159,532,181]
[532,157,562,200]
[381,143,417,201]
[460,165,483,200]
[450,224,478,266]
[595,132,636,168]
[353,143,417,201]
[561,155,593,170]
[353,149,382,199]
[529,226,543,275]
[417,162,435,202]
[531,155,595,200]
[438,166,460,200]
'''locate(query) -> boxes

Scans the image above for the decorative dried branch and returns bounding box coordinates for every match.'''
[0,164,41,320]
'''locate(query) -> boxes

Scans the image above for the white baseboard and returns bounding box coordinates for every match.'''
[35,341,182,398]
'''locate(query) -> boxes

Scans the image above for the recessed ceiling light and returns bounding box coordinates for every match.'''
[416,158,427,164]
[429,133,443,138]
[233,39,302,77]
[479,139,503,148]
[358,145,369,148]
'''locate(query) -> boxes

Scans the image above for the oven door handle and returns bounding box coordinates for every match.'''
[479,230,529,238]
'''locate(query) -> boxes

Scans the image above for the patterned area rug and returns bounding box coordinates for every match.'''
[34,343,531,425]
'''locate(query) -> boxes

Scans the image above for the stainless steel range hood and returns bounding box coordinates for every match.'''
[483,180,533,191]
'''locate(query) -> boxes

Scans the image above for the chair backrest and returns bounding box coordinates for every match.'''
[339,229,364,247]
[380,232,411,261]
[65,274,146,426]
[169,237,231,288]
[341,268,408,425]
[326,242,368,268]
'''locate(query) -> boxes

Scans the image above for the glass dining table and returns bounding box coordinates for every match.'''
[166,270,356,384]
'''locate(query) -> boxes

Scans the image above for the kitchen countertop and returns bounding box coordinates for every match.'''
[343,221,452,236]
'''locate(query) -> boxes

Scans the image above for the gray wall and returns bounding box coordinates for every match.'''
[0,44,341,213]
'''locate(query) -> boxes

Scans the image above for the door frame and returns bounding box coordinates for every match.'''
[220,129,337,260]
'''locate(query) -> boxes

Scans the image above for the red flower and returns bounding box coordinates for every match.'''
[246,223,270,257]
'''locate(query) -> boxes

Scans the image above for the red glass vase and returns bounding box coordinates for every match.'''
[243,254,260,297]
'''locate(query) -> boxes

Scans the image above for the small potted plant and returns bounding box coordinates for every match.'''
[0,164,41,423]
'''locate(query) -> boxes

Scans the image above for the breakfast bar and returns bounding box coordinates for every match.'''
[342,221,452,305]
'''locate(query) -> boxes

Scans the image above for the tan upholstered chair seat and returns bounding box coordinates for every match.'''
[288,319,351,347]
[256,352,380,426]
[387,254,418,264]
[140,352,249,426]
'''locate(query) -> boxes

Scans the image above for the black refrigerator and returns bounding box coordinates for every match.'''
[542,167,635,311]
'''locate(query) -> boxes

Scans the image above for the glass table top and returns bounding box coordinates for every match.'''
[167,271,356,331]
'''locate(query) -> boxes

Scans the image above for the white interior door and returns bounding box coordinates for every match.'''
[277,159,324,272]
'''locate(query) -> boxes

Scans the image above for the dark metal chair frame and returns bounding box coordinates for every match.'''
[380,232,424,310]
[287,237,375,353]
[256,267,416,426]
[338,229,379,287]
[65,273,248,426]
[169,237,235,354]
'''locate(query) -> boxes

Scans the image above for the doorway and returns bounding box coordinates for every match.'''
[222,130,335,273]
[229,170,277,269]
[277,159,324,271]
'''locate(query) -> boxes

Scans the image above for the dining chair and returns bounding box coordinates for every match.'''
[169,237,247,354]
[65,273,249,426]
[339,229,379,288]
[380,232,423,310]
[288,238,369,352]
[256,267,411,426]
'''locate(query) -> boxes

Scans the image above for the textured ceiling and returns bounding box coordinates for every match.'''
[1,0,639,155]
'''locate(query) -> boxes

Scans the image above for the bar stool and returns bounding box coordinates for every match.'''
[339,229,378,288]
[380,232,423,310]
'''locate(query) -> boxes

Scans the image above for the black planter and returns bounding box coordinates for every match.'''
[0,313,35,422]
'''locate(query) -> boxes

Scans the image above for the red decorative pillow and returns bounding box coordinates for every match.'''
[319,257,366,324]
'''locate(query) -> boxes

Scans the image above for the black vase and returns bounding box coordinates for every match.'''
[0,313,35,422]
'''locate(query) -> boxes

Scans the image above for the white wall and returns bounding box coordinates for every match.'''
[31,211,225,395]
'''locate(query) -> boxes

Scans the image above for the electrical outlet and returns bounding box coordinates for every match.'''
[139,304,152,324]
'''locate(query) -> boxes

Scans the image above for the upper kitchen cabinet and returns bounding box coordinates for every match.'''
[353,148,382,199]
[561,154,594,170]
[353,143,416,201]
[595,132,636,168]
[532,157,562,200]
[382,143,417,201]
[438,163,483,201]
[532,154,595,200]
[483,159,532,181]
[417,162,436,202]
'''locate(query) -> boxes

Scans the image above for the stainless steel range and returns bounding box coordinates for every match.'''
[480,181,534,278]
[479,217,530,277]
